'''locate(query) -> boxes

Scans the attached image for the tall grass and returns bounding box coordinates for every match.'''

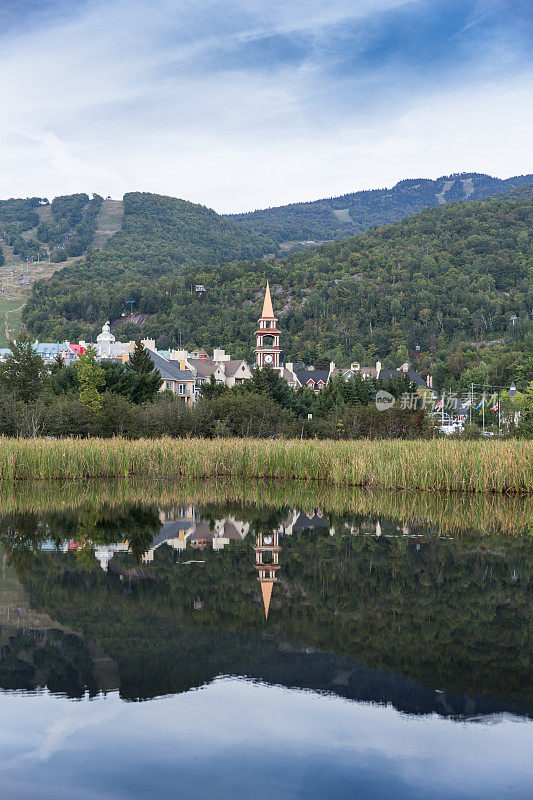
[0,437,531,493]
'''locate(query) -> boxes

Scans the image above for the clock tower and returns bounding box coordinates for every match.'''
[255,282,281,372]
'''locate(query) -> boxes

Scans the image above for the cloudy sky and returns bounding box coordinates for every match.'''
[0,0,532,212]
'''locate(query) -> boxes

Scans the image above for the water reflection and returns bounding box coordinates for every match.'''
[0,483,531,724]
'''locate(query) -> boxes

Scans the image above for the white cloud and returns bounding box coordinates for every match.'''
[0,0,531,210]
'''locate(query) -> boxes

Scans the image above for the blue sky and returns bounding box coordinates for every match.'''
[0,0,532,211]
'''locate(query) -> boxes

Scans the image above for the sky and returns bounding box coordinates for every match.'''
[0,0,532,212]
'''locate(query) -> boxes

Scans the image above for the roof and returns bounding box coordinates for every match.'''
[188,358,220,378]
[282,368,298,384]
[379,367,429,391]
[34,342,72,357]
[188,357,249,379]
[224,360,250,378]
[150,521,195,549]
[148,350,195,382]
[292,513,328,531]
[295,369,330,386]
[190,521,246,541]
[261,282,275,319]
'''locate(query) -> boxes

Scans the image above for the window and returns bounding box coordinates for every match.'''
[178,383,187,395]
[165,381,174,391]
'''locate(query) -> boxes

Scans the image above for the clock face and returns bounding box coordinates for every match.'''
[264,354,273,364]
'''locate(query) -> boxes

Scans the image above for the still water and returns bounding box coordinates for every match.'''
[0,480,531,799]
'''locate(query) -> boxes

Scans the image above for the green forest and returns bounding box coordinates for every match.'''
[22,190,533,393]
[228,171,533,242]
[0,193,103,264]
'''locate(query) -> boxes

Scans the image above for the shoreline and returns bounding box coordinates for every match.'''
[0,437,532,494]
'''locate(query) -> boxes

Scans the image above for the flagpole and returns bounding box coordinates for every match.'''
[482,395,485,434]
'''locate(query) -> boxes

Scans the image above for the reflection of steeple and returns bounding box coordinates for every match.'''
[254,531,280,620]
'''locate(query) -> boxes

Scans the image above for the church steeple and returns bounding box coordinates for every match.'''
[255,283,282,372]
[262,281,274,319]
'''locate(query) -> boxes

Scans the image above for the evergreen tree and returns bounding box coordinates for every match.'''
[50,352,64,376]
[75,346,104,413]
[200,373,228,399]
[244,365,296,411]
[127,341,162,403]
[0,333,45,402]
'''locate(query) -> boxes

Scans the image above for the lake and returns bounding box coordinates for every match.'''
[0,480,531,799]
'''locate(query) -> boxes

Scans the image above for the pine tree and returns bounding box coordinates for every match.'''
[127,341,162,403]
[0,333,45,402]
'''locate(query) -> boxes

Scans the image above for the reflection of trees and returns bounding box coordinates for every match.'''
[0,504,162,575]
[0,627,98,697]
[16,518,533,707]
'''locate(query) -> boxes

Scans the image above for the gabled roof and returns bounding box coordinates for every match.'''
[148,350,194,382]
[295,369,330,386]
[188,358,221,378]
[149,521,195,549]
[292,513,328,531]
[189,357,249,379]
[224,360,250,378]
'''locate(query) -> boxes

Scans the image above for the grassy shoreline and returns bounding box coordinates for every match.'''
[0,437,532,493]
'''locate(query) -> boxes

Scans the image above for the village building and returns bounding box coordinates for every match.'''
[255,281,282,372]
[146,350,196,405]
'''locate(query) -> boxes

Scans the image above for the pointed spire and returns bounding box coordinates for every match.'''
[261,281,274,318]
[261,581,273,620]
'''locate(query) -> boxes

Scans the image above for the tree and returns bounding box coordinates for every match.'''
[200,373,228,399]
[243,365,297,412]
[100,361,138,401]
[75,346,104,413]
[127,341,162,403]
[0,333,45,402]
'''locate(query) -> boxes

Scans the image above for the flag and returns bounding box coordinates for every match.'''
[476,400,484,410]
[492,403,499,412]
[435,400,443,410]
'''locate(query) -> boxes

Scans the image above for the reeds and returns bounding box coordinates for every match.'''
[0,436,531,493]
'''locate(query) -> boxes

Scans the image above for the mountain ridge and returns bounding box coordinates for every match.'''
[226,172,533,243]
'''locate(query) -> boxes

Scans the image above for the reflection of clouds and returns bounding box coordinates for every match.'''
[0,682,531,798]
[6,699,119,766]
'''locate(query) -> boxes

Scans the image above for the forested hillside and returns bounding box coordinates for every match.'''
[23,192,276,339]
[228,172,533,243]
[24,191,533,390]
[0,193,103,265]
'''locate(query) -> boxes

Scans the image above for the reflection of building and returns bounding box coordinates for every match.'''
[254,531,280,620]
[282,509,334,536]
[190,519,250,551]
[94,543,129,571]
[142,506,197,562]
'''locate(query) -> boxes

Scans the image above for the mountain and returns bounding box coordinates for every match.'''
[227,172,533,244]
[22,192,276,340]
[24,189,533,375]
[0,193,103,266]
